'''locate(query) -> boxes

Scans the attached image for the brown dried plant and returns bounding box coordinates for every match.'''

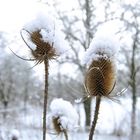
[30,30,57,61]
[21,29,58,62]
[19,28,58,140]
[85,55,116,140]
[85,57,116,97]
[52,117,68,140]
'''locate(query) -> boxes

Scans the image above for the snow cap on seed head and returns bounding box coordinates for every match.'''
[83,32,120,66]
[10,129,20,140]
[83,32,120,97]
[50,98,79,131]
[23,11,69,55]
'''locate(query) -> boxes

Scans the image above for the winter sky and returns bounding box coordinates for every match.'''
[0,0,46,32]
[0,0,137,33]
[0,0,78,32]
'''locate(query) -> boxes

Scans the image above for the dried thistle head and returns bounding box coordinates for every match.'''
[83,34,120,98]
[52,116,63,134]
[19,13,69,64]
[30,30,57,61]
[85,57,116,97]
[20,28,58,64]
[50,98,79,137]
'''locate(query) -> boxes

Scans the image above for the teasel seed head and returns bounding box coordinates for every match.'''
[52,116,64,134]
[84,34,120,97]
[30,30,57,62]
[85,57,116,97]
[20,12,69,64]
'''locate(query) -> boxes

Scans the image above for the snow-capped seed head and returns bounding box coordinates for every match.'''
[10,129,20,140]
[85,58,116,96]
[84,34,119,97]
[21,12,69,61]
[30,30,57,61]
[83,34,120,66]
[50,98,79,132]
[52,116,63,134]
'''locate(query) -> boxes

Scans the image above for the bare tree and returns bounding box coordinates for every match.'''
[119,1,140,139]
[0,54,36,118]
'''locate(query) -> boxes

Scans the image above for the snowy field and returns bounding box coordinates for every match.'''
[0,128,129,140]
[0,97,140,140]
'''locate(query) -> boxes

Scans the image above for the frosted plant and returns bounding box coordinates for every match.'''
[21,12,69,63]
[84,34,120,98]
[48,98,79,140]
[10,129,20,140]
[14,11,69,140]
[83,34,120,66]
[83,33,120,140]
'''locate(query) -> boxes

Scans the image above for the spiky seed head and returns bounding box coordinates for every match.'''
[30,30,57,61]
[52,117,64,134]
[85,57,116,97]
[84,34,120,97]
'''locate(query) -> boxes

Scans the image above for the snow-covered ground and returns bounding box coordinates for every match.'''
[0,128,129,140]
[0,97,140,140]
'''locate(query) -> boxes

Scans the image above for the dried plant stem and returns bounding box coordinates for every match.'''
[89,95,101,140]
[63,130,68,140]
[43,58,49,140]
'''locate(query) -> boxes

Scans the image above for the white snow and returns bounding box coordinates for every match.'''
[23,12,69,54]
[83,33,120,65]
[90,97,133,135]
[1,97,140,140]
[74,103,86,131]
[49,98,79,131]
[10,129,20,139]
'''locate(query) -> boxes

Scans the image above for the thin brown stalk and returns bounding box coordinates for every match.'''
[89,95,101,140]
[43,58,49,140]
[63,130,68,140]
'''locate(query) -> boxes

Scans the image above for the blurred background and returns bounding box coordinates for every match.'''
[0,0,140,140]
